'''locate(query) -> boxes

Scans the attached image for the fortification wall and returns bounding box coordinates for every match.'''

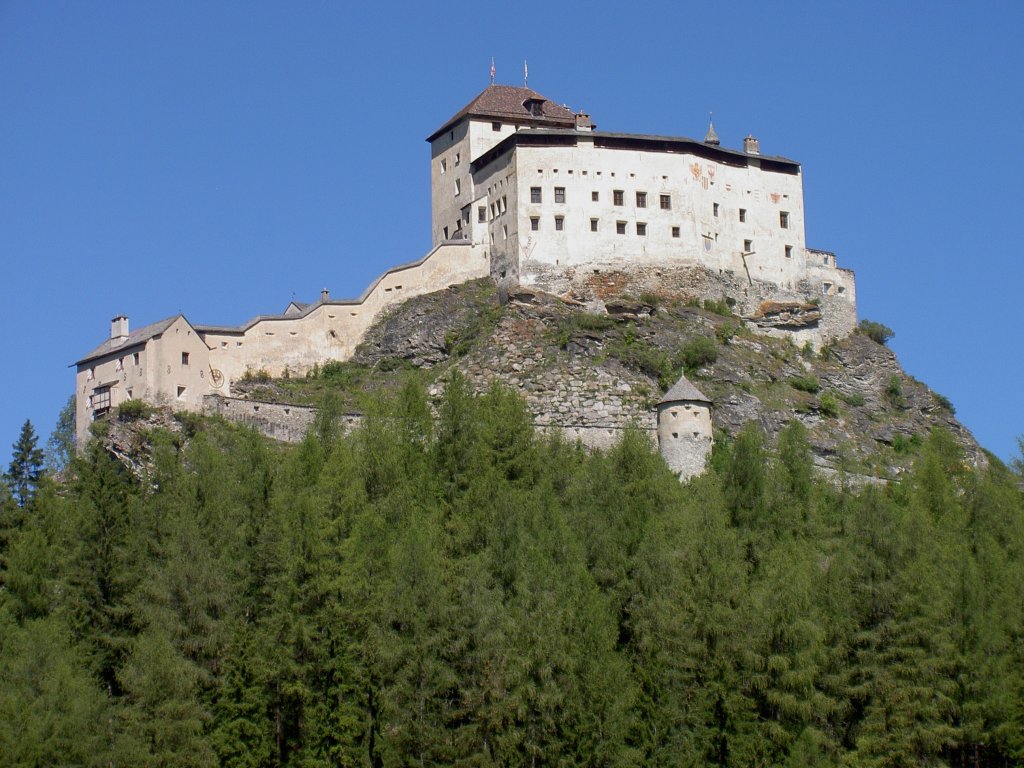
[203,395,362,443]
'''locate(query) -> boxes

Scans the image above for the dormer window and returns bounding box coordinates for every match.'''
[523,97,545,117]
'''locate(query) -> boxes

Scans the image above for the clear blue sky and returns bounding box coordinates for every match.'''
[2,1,1022,463]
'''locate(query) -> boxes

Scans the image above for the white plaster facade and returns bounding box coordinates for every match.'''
[427,85,856,333]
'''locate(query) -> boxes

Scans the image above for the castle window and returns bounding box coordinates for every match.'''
[454,152,461,167]
[502,225,508,239]
[554,187,565,203]
[739,208,747,222]
[181,352,189,366]
[591,218,599,232]
[176,386,187,400]
[444,226,449,239]
[660,194,671,210]
[838,286,846,295]
[780,211,789,228]
[531,216,540,231]
[478,206,486,223]
[744,239,753,253]
[672,226,681,238]
[822,282,832,295]
[636,191,647,208]
[823,254,830,265]
[454,178,461,196]
[501,195,507,213]
[713,202,719,217]
[440,158,447,174]
[636,222,647,236]
[133,352,140,366]
[785,245,793,258]
[592,191,599,202]
[462,209,470,225]
[616,221,626,235]
[613,190,624,206]
[554,216,564,231]
[492,121,501,131]
[530,187,542,204]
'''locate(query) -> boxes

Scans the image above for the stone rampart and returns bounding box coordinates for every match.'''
[203,395,362,443]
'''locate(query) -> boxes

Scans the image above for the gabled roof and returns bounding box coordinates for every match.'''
[426,84,577,142]
[659,374,711,405]
[75,315,181,366]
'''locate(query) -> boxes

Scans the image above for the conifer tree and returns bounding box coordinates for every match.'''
[6,420,45,508]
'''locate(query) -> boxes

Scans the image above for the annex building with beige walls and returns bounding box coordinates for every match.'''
[75,82,857,448]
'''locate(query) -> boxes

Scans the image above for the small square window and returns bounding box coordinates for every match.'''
[176,386,187,400]
[672,226,680,238]
[822,282,832,295]
[554,216,564,231]
[531,187,542,204]
[591,191,599,202]
[739,208,747,222]
[531,216,540,231]
[181,352,190,366]
[713,202,719,217]
[660,194,671,210]
[785,245,793,258]
[780,211,789,228]
[554,187,566,203]
[590,218,599,232]
[636,191,647,208]
[492,121,501,131]
[616,221,626,235]
[613,190,624,206]
[743,239,753,252]
[478,206,486,223]
[636,222,647,236]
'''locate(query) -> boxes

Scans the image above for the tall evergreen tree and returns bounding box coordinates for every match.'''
[6,420,45,508]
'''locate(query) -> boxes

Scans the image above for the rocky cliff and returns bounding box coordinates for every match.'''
[228,278,980,478]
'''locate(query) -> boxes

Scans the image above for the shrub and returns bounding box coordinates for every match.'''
[859,319,894,345]
[818,391,839,418]
[702,297,733,317]
[241,367,271,383]
[933,392,956,414]
[638,292,661,309]
[839,392,866,407]
[117,399,153,421]
[716,322,740,344]
[569,312,617,332]
[789,374,821,394]
[680,336,718,372]
[892,432,922,454]
[885,374,904,405]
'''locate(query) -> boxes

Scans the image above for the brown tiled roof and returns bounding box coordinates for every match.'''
[427,85,577,141]
[75,315,181,366]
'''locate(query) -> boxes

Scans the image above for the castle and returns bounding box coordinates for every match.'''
[75,83,857,478]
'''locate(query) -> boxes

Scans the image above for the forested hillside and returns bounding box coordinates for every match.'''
[2,379,1023,766]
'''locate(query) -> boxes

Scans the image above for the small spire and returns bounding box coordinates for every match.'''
[490,57,496,85]
[704,112,720,146]
[524,59,528,87]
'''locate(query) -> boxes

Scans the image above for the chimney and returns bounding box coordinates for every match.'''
[111,315,129,346]
[743,135,760,155]
[575,112,594,132]
[320,288,330,302]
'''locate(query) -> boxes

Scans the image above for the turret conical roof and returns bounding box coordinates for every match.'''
[658,373,711,405]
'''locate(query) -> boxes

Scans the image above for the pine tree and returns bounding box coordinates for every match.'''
[6,420,45,508]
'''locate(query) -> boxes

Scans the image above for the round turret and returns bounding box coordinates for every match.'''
[657,374,713,481]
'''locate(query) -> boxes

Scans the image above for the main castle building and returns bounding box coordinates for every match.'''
[74,83,856,452]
